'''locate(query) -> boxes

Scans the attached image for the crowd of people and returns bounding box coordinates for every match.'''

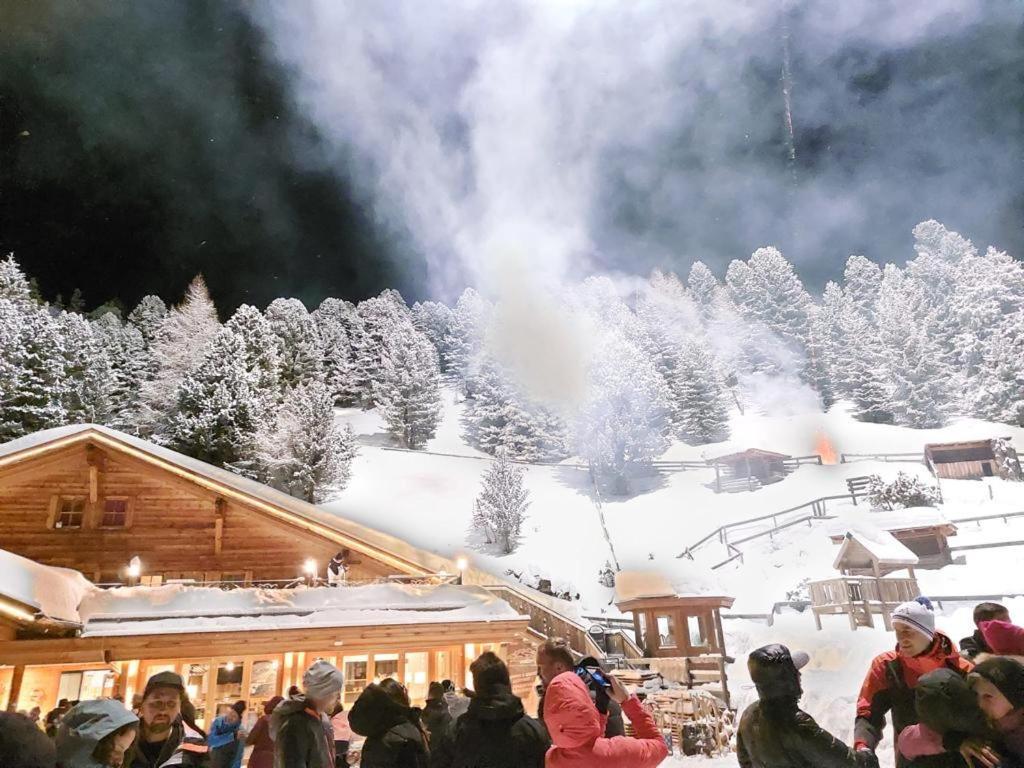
[7,598,1024,768]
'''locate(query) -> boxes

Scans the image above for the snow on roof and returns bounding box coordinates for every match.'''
[711,448,791,463]
[78,582,523,637]
[0,548,93,623]
[826,508,953,538]
[615,564,731,604]
[833,524,920,569]
[0,425,456,577]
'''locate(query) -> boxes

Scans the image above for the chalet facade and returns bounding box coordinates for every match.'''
[0,425,533,723]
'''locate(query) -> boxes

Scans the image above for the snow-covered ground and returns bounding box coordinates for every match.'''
[328,389,1024,765]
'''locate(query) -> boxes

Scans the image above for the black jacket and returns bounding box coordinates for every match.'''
[269,696,335,768]
[128,718,210,768]
[960,630,992,661]
[737,700,877,768]
[428,685,549,768]
[421,699,450,741]
[349,684,429,768]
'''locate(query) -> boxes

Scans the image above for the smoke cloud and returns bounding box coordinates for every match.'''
[250,0,1022,300]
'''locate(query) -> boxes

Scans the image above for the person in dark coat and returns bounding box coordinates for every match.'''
[270,660,346,768]
[737,644,878,768]
[429,651,549,768]
[535,639,624,738]
[245,697,282,768]
[127,672,209,768]
[421,683,450,742]
[348,679,428,768]
[962,604,1010,661]
[896,668,998,768]
[1,711,57,768]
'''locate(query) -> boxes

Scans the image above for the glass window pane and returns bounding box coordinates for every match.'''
[57,672,82,703]
[656,615,676,647]
[249,660,279,701]
[184,664,209,729]
[344,656,368,704]
[404,652,428,704]
[101,499,128,527]
[687,615,705,647]
[373,654,399,683]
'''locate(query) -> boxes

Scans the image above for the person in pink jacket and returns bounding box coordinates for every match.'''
[543,669,668,768]
[980,619,1024,656]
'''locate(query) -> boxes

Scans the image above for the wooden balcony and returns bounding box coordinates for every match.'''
[809,575,920,631]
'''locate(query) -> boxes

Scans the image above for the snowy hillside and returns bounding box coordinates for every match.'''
[326,386,1024,618]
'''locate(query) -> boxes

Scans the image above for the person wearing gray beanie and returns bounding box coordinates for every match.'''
[270,661,345,768]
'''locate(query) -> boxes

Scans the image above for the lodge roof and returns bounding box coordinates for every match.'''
[833,525,919,570]
[0,424,455,579]
[710,448,791,464]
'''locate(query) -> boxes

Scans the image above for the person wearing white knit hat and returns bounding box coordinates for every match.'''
[852,597,974,767]
[270,661,345,768]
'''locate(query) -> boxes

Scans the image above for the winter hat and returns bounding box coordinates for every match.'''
[915,668,988,736]
[263,696,284,716]
[427,682,445,701]
[143,670,185,701]
[891,599,936,643]
[302,660,345,700]
[970,657,1024,710]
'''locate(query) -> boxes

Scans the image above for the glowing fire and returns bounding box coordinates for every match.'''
[815,432,838,465]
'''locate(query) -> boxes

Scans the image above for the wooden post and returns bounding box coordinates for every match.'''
[240,657,253,707]
[715,463,721,493]
[214,498,226,556]
[8,666,25,711]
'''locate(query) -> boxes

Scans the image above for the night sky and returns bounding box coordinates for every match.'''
[2,1,1023,313]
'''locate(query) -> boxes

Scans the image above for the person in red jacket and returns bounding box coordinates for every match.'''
[543,668,668,768]
[854,598,974,767]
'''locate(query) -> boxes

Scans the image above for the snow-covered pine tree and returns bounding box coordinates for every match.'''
[687,261,720,318]
[0,303,65,439]
[975,311,1024,426]
[165,328,268,467]
[0,300,29,439]
[575,333,670,494]
[807,282,850,409]
[670,340,730,444]
[256,381,357,502]
[226,304,282,394]
[462,357,568,461]
[265,298,324,390]
[842,255,883,318]
[354,290,412,405]
[835,305,893,423]
[312,298,359,406]
[53,312,113,425]
[92,313,148,431]
[0,254,36,309]
[635,270,700,405]
[372,321,442,448]
[137,276,220,438]
[887,325,951,428]
[127,295,169,346]
[473,449,529,554]
[444,288,491,389]
[412,300,456,372]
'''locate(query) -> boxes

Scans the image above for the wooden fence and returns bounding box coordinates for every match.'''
[809,575,920,631]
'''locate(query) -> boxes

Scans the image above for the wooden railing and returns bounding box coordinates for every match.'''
[840,452,923,464]
[484,584,604,659]
[631,655,731,708]
[809,575,920,630]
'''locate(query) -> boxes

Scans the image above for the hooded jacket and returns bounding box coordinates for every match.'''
[428,684,549,768]
[348,684,428,768]
[57,700,139,768]
[854,632,973,753]
[737,645,874,768]
[270,696,335,768]
[246,697,282,768]
[543,672,667,768]
[896,668,994,768]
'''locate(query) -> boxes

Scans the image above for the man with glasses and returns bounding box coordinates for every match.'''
[128,671,210,768]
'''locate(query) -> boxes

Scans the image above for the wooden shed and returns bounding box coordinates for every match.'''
[925,439,1014,480]
[709,449,792,493]
[614,570,734,706]
[828,510,958,569]
[810,526,920,631]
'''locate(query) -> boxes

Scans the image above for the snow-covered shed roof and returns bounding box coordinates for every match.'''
[827,508,955,540]
[833,525,920,571]
[0,424,456,578]
[78,582,522,637]
[614,568,734,609]
[0,548,94,624]
[710,448,791,464]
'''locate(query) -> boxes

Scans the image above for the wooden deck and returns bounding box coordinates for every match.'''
[809,575,920,631]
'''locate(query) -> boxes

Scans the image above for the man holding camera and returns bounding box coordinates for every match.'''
[536,638,625,738]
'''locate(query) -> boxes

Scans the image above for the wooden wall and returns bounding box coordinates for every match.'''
[0,441,396,584]
[935,459,994,480]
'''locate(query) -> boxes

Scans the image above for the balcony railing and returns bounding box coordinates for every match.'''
[809,575,920,630]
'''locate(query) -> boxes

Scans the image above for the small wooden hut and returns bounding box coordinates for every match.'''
[925,439,1015,480]
[810,526,920,631]
[614,570,734,706]
[708,449,792,493]
[828,510,958,569]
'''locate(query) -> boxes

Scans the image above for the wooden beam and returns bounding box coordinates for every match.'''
[8,666,24,711]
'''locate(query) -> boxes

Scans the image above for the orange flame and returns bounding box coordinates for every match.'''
[815,432,838,465]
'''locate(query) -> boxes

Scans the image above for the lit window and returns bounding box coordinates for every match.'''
[656,615,676,648]
[55,498,84,529]
[100,499,128,528]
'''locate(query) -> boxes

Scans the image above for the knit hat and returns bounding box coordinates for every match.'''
[302,660,345,699]
[143,671,185,701]
[970,657,1024,710]
[891,599,936,642]
[427,682,445,701]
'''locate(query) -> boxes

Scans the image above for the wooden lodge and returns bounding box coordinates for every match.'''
[0,425,535,723]
[709,449,792,493]
[827,510,958,569]
[613,570,734,707]
[925,439,1016,480]
[810,526,921,631]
